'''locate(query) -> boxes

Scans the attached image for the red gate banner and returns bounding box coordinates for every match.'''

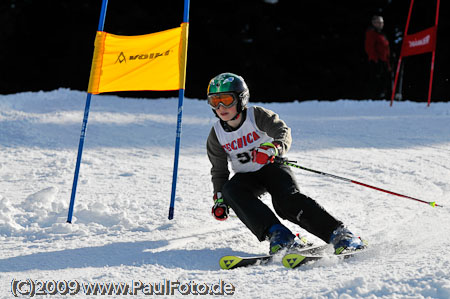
[401,26,437,57]
[391,0,440,107]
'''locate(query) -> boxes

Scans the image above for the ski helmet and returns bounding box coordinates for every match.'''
[207,73,250,113]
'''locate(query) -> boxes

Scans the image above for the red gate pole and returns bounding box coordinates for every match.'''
[427,0,441,107]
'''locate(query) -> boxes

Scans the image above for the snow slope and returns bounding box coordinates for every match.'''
[1,89,449,298]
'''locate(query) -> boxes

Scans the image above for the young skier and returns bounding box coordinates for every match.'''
[206,72,365,254]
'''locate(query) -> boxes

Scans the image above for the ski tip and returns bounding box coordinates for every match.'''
[219,256,243,270]
[282,253,306,269]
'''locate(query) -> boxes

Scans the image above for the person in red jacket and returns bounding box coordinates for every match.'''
[365,15,392,99]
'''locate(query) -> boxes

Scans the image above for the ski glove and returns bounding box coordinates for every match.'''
[252,142,281,165]
[211,192,229,221]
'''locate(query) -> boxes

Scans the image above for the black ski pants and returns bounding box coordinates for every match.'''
[222,163,342,242]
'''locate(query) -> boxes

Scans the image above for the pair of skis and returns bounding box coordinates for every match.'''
[219,243,366,270]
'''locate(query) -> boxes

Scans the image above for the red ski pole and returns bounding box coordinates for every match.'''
[275,157,443,208]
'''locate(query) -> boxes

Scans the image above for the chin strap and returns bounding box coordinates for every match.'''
[230,112,241,121]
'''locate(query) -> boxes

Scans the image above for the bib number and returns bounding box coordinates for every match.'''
[236,148,255,164]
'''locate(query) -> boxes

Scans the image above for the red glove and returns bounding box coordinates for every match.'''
[252,142,280,165]
[211,192,229,221]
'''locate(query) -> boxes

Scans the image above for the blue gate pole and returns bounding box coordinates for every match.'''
[67,0,109,223]
[168,0,190,220]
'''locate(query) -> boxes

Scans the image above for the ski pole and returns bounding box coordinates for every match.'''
[274,157,443,208]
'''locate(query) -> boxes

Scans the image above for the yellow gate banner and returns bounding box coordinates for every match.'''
[88,23,188,94]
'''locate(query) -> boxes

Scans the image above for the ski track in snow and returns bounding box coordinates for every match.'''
[0,89,449,298]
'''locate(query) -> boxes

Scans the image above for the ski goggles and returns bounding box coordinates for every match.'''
[207,93,237,109]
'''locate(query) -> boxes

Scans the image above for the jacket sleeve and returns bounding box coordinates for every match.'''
[253,106,292,155]
[206,127,230,193]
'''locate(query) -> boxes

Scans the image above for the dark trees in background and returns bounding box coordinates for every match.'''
[0,0,448,102]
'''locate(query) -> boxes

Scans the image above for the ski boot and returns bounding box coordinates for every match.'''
[268,224,295,254]
[268,224,311,254]
[329,225,366,254]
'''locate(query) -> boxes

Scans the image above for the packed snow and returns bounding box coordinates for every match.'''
[1,88,449,298]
